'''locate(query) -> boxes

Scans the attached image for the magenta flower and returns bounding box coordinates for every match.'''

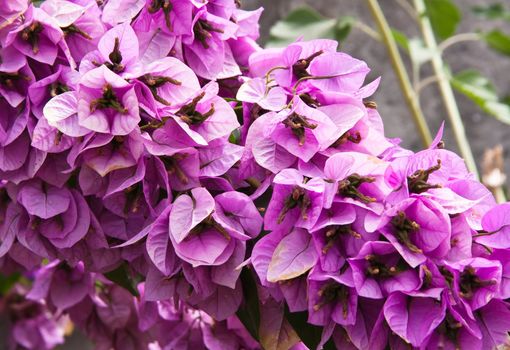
[379,197,451,267]
[348,241,420,299]
[77,66,140,135]
[264,168,325,231]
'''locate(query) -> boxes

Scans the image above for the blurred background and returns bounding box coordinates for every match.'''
[245,0,510,189]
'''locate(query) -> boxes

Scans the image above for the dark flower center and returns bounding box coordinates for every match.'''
[322,224,360,254]
[62,24,92,40]
[391,211,422,253]
[21,22,43,54]
[313,281,350,318]
[282,112,317,146]
[49,81,70,97]
[278,186,311,224]
[332,130,362,148]
[139,74,181,106]
[338,173,376,204]
[176,92,215,125]
[189,214,230,240]
[407,159,442,194]
[90,84,128,114]
[364,254,405,279]
[124,184,143,214]
[0,71,30,89]
[148,0,173,31]
[193,20,224,49]
[161,154,189,184]
[299,93,320,108]
[459,265,497,299]
[292,50,323,79]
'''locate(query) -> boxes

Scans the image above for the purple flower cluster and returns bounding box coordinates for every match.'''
[1,0,510,349]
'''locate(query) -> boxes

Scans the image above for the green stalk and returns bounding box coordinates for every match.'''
[413,0,479,178]
[366,0,432,147]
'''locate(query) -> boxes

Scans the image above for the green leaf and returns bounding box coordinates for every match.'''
[424,0,462,39]
[104,264,139,297]
[236,269,261,341]
[284,306,323,349]
[392,28,410,51]
[482,30,510,56]
[0,272,21,296]
[472,3,510,21]
[451,69,510,124]
[266,6,352,48]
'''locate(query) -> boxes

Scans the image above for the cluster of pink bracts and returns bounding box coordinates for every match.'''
[1,0,510,349]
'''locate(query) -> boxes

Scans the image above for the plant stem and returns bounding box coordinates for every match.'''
[366,0,432,147]
[413,0,479,178]
[438,32,480,52]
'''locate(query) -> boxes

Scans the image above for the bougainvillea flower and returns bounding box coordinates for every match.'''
[182,8,239,80]
[44,91,90,137]
[270,97,339,162]
[242,110,296,174]
[323,151,389,211]
[348,241,420,299]
[237,77,287,111]
[307,267,358,327]
[169,187,234,267]
[266,228,317,283]
[264,168,324,231]
[443,257,502,312]
[310,203,356,272]
[383,291,445,347]
[41,0,105,62]
[28,260,93,310]
[212,191,263,240]
[80,22,141,78]
[5,7,73,66]
[478,202,510,248]
[379,196,451,267]
[77,66,140,135]
[0,97,30,147]
[136,56,201,112]
[133,0,193,36]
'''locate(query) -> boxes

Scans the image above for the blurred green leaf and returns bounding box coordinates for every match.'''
[104,264,139,297]
[31,0,45,6]
[409,38,433,65]
[482,30,510,56]
[392,28,410,51]
[472,3,510,21]
[451,70,510,124]
[236,269,261,341]
[424,0,461,40]
[284,306,323,349]
[266,6,353,48]
[0,272,21,296]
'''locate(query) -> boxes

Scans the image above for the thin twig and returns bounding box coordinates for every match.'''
[416,75,441,94]
[395,0,419,21]
[354,21,382,42]
[413,0,479,178]
[438,32,481,53]
[366,0,432,147]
